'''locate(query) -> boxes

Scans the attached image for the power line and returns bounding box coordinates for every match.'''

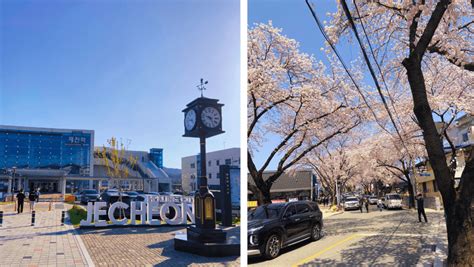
[352,0,404,131]
[304,0,391,135]
[339,0,405,141]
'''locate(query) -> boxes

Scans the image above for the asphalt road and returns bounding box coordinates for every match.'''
[248,205,444,267]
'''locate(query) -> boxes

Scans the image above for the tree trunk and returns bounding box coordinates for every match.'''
[331,186,337,206]
[252,181,272,205]
[403,57,474,265]
[404,172,416,209]
[406,180,415,209]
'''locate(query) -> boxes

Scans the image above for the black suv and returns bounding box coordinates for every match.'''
[78,189,100,205]
[247,201,323,259]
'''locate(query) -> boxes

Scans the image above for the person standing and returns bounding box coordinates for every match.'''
[359,197,364,213]
[365,198,369,213]
[416,193,428,223]
[28,190,36,211]
[16,189,25,214]
[377,198,383,212]
[35,188,40,202]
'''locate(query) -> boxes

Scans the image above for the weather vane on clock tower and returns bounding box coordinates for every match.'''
[197,78,208,97]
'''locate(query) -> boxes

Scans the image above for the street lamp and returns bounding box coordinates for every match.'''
[336,178,341,206]
[12,167,17,192]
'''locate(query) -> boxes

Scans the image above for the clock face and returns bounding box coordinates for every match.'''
[201,106,221,128]
[184,109,197,131]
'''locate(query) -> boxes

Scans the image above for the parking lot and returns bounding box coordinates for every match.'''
[249,205,446,266]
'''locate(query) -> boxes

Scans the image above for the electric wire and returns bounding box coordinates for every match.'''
[351,0,415,163]
[304,0,391,135]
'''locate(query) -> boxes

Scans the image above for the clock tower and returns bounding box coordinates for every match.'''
[181,80,226,240]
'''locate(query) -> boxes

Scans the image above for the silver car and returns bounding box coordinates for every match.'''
[343,197,360,211]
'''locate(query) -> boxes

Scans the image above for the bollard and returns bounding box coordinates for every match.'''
[61,210,65,226]
[49,201,52,211]
[0,211,3,227]
[31,210,35,226]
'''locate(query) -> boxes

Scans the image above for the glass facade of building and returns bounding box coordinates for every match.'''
[0,127,93,176]
[149,148,163,168]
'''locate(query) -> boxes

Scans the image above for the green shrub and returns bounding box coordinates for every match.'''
[68,205,87,226]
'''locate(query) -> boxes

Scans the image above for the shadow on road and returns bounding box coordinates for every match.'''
[148,239,240,266]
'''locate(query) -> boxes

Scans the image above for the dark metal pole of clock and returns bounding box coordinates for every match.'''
[199,136,207,191]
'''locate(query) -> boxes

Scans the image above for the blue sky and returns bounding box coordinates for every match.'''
[249,0,358,170]
[0,0,240,168]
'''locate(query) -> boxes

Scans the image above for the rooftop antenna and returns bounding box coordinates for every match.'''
[197,78,208,97]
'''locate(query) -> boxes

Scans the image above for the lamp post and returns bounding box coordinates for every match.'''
[12,167,17,192]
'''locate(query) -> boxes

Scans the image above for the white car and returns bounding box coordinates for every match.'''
[384,194,403,209]
[343,197,360,211]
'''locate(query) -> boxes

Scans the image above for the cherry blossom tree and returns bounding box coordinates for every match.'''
[366,130,426,208]
[248,22,364,205]
[304,136,362,205]
[322,0,474,263]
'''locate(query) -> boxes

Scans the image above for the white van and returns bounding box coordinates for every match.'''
[383,194,402,209]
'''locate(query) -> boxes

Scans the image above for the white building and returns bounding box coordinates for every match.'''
[446,114,474,147]
[181,147,240,193]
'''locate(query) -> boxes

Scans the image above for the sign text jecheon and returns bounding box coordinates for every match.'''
[80,195,195,227]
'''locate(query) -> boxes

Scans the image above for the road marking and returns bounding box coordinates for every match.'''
[291,234,359,267]
[357,232,425,237]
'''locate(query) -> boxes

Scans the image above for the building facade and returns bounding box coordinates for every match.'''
[0,125,172,197]
[181,147,240,193]
[414,114,473,208]
[247,169,318,207]
[0,125,94,194]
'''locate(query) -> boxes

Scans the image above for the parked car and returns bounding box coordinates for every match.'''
[368,196,378,205]
[247,201,323,260]
[343,197,360,211]
[99,189,132,217]
[125,191,139,201]
[100,189,130,203]
[78,189,100,205]
[384,193,403,209]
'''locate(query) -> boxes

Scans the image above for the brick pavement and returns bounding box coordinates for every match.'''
[0,203,92,267]
[77,225,241,267]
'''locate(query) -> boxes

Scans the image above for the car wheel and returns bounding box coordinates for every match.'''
[263,234,281,260]
[310,223,321,241]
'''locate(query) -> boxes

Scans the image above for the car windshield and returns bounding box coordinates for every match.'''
[346,197,358,202]
[387,195,401,200]
[248,204,283,220]
[84,190,97,194]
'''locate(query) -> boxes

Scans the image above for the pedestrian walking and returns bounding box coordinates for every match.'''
[28,189,36,211]
[377,199,383,212]
[359,197,364,213]
[365,198,369,213]
[416,193,428,223]
[35,188,40,202]
[16,189,25,214]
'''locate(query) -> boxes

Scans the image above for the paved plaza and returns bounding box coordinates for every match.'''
[0,203,91,267]
[77,226,240,267]
[0,203,240,266]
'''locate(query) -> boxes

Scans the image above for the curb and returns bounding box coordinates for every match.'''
[324,211,344,218]
[65,210,96,267]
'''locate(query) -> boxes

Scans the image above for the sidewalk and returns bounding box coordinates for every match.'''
[320,206,344,218]
[416,209,448,267]
[0,204,92,267]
